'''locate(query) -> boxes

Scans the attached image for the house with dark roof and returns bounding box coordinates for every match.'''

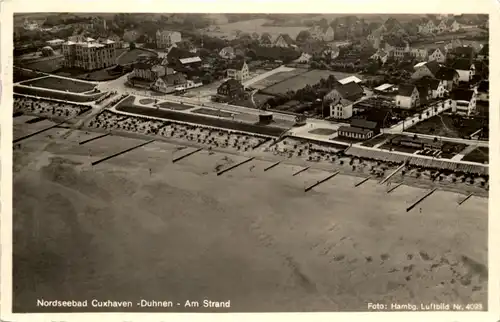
[260,33,273,47]
[219,46,235,60]
[309,24,335,42]
[448,45,476,63]
[435,66,460,91]
[324,81,364,104]
[411,61,441,80]
[414,77,446,99]
[337,125,374,140]
[395,84,420,109]
[217,79,245,98]
[451,88,476,116]
[416,84,432,105]
[338,118,378,140]
[452,58,475,82]
[478,44,488,60]
[273,33,295,48]
[418,17,439,34]
[427,47,447,63]
[153,72,188,93]
[329,98,353,119]
[383,37,410,60]
[226,60,249,81]
[128,57,176,82]
[370,49,389,64]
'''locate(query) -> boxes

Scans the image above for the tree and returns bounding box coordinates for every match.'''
[129,42,136,49]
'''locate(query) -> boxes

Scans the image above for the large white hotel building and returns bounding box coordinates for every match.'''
[62,36,117,70]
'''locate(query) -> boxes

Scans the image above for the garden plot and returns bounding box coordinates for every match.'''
[156,101,195,111]
[406,115,485,139]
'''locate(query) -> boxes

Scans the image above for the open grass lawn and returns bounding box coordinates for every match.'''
[139,98,155,105]
[361,133,394,147]
[117,49,158,65]
[22,56,64,73]
[14,86,105,103]
[23,76,96,93]
[309,128,336,136]
[462,147,489,164]
[191,107,234,118]
[261,69,337,96]
[115,98,284,137]
[14,68,45,83]
[251,69,309,90]
[406,115,484,139]
[157,101,194,111]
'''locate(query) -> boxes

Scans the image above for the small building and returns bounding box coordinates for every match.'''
[226,60,250,81]
[374,83,395,94]
[451,88,476,116]
[448,45,476,63]
[217,79,244,98]
[323,46,340,60]
[219,46,236,59]
[427,47,447,63]
[329,99,353,119]
[411,61,441,80]
[416,84,432,105]
[435,66,460,91]
[179,56,202,66]
[370,49,389,64]
[418,18,438,34]
[384,38,411,60]
[46,39,65,48]
[410,48,428,61]
[273,33,295,48]
[337,126,374,140]
[452,58,475,82]
[309,25,335,42]
[338,76,363,85]
[414,77,445,99]
[395,84,420,109]
[153,73,187,93]
[337,118,378,140]
[156,30,182,49]
[128,59,175,82]
[260,33,273,47]
[294,52,312,63]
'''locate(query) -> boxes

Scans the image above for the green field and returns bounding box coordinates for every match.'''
[22,76,96,93]
[117,49,158,65]
[261,69,338,96]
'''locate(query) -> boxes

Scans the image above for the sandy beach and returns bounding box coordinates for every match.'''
[12,116,488,312]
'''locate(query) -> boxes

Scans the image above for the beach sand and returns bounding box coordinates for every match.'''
[12,120,488,312]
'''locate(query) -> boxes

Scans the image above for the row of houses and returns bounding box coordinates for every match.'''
[370,41,485,65]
